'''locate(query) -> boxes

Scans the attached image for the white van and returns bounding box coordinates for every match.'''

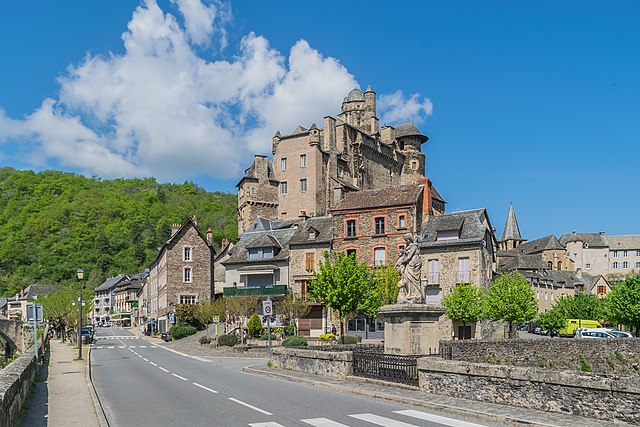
[575,328,615,339]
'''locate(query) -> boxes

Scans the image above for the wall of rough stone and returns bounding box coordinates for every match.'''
[0,353,37,427]
[439,339,640,375]
[418,358,640,425]
[272,347,353,379]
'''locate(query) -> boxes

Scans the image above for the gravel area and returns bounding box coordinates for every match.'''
[159,329,270,358]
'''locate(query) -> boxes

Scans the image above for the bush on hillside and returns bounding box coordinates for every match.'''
[217,333,240,347]
[283,335,308,347]
[199,336,211,345]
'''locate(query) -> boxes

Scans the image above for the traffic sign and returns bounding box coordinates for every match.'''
[212,316,220,324]
[262,300,272,316]
[27,304,44,322]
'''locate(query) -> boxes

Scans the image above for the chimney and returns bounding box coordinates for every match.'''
[599,231,605,235]
[418,176,433,216]
[171,223,180,236]
[380,125,395,143]
[192,215,197,226]
[221,238,229,250]
[206,227,213,243]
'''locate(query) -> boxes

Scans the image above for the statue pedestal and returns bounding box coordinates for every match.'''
[379,304,445,355]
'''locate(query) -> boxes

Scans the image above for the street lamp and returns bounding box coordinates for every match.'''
[77,267,84,360]
[575,285,583,330]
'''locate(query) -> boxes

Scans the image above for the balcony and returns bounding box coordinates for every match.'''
[426,272,439,285]
[224,284,288,297]
[456,270,471,283]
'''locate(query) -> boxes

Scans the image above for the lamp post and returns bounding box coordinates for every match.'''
[575,286,582,330]
[77,267,84,360]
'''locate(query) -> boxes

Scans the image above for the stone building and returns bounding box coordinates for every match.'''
[94,275,127,325]
[560,232,610,277]
[146,218,215,334]
[112,273,145,327]
[213,239,234,297]
[237,86,434,235]
[607,235,640,280]
[419,209,498,340]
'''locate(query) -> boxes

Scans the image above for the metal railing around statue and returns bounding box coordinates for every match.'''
[352,345,420,386]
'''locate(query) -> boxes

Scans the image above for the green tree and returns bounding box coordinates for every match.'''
[538,308,567,334]
[552,293,604,321]
[443,283,485,334]
[308,252,375,343]
[226,296,259,326]
[278,294,311,335]
[605,274,640,336]
[247,313,263,338]
[373,264,401,307]
[193,300,216,329]
[485,272,538,338]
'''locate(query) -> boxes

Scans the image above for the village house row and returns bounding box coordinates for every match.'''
[73,86,640,342]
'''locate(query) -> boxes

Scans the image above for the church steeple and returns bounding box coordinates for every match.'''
[500,204,526,250]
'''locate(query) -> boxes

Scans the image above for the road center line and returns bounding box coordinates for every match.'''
[192,382,218,393]
[143,357,149,361]
[228,398,273,415]
[149,362,158,366]
[158,367,169,372]
[172,373,188,381]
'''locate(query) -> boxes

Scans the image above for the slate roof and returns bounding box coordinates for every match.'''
[514,235,564,255]
[393,122,428,143]
[331,184,422,211]
[237,156,277,186]
[501,204,524,242]
[223,226,297,265]
[288,216,333,246]
[431,185,445,203]
[499,253,547,272]
[607,235,640,250]
[95,274,128,292]
[559,232,608,247]
[23,284,59,300]
[344,87,364,102]
[246,234,282,249]
[420,209,492,247]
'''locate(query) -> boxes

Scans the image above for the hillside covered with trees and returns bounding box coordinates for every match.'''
[0,167,237,296]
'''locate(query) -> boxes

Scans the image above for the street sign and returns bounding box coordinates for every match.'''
[168,312,175,324]
[262,300,272,316]
[27,304,44,322]
[212,316,220,324]
[131,301,138,307]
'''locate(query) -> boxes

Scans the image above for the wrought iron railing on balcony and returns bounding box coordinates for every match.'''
[456,270,471,283]
[223,284,288,297]
[426,272,439,285]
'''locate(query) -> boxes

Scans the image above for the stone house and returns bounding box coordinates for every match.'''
[6,284,58,322]
[287,216,332,337]
[146,218,215,334]
[213,239,234,297]
[94,275,128,325]
[112,273,145,327]
[237,86,434,235]
[419,209,498,340]
[605,235,640,281]
[560,232,610,277]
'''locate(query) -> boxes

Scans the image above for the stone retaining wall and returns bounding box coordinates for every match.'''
[0,353,37,427]
[272,347,353,378]
[440,338,640,375]
[418,358,640,425]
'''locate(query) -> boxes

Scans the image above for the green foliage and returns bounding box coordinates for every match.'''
[175,304,198,328]
[217,334,240,347]
[579,354,592,372]
[0,168,237,297]
[373,264,401,306]
[199,335,212,345]
[247,313,263,338]
[604,274,640,336]
[285,322,296,336]
[283,335,308,347]
[169,324,197,340]
[486,272,538,338]
[538,308,567,333]
[340,335,361,344]
[553,293,605,321]
[443,284,485,326]
[226,296,259,321]
[40,284,93,332]
[309,252,375,342]
[192,300,216,328]
[278,294,311,335]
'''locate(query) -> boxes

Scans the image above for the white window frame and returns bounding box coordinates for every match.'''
[179,295,197,305]
[399,215,406,229]
[300,154,307,168]
[427,259,439,284]
[280,181,288,195]
[183,246,192,262]
[281,157,287,171]
[374,247,386,266]
[299,178,307,193]
[183,267,192,283]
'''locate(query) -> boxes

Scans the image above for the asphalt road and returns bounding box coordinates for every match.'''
[91,327,493,427]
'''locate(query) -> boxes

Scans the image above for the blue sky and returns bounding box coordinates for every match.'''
[0,1,639,239]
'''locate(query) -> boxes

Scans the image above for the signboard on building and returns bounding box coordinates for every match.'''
[168,312,175,324]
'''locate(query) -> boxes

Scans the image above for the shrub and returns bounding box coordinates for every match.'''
[319,333,334,341]
[283,335,308,347]
[579,354,592,372]
[340,335,360,344]
[285,322,296,336]
[199,336,212,345]
[247,313,263,338]
[217,333,240,347]
[169,324,197,340]
[175,304,199,328]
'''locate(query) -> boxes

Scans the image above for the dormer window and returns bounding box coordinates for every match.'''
[248,247,274,260]
[308,229,316,240]
[436,229,459,241]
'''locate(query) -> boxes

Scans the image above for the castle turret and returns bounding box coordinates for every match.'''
[499,204,526,250]
[236,155,279,235]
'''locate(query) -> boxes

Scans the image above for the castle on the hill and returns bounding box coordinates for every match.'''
[237,86,440,234]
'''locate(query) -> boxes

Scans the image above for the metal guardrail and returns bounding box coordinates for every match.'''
[352,347,419,386]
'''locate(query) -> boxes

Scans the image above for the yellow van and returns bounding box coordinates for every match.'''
[558,319,601,337]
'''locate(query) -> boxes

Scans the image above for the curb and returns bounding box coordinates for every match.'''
[242,366,569,427]
[87,345,110,427]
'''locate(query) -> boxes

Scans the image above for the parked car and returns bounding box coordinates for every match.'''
[575,329,615,339]
[610,331,634,338]
[533,327,541,334]
[80,328,93,344]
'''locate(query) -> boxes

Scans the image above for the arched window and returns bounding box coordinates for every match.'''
[547,261,553,269]
[557,261,562,270]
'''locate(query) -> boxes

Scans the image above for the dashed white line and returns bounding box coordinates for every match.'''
[143,357,149,361]
[96,346,103,349]
[172,373,188,381]
[228,398,272,415]
[192,383,218,393]
[149,346,157,348]
[118,346,125,349]
[149,362,158,366]
[140,345,147,348]
[130,346,136,348]
[107,346,114,349]
[158,367,169,373]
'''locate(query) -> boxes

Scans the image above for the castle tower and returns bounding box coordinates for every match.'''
[236,155,279,235]
[394,123,428,185]
[500,204,526,250]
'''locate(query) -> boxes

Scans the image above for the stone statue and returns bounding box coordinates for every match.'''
[396,235,423,304]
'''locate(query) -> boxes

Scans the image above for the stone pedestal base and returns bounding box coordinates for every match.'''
[379,304,445,355]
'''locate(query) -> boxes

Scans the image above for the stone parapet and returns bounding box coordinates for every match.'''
[272,347,353,378]
[379,304,445,355]
[0,353,37,427]
[418,358,640,425]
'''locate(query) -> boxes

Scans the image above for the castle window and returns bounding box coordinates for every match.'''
[557,261,562,270]
[374,217,385,235]
[179,295,196,305]
[299,178,307,193]
[636,250,640,257]
[183,247,192,262]
[636,262,640,268]
[623,261,629,268]
[374,247,386,266]
[280,181,288,195]
[250,187,257,196]
[398,215,406,229]
[346,220,357,238]
[183,267,192,283]
[547,261,553,269]
[281,158,287,171]
[300,154,307,168]
[613,262,619,268]
[410,160,418,170]
[586,263,591,269]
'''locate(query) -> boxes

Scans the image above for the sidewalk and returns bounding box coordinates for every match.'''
[22,339,101,427]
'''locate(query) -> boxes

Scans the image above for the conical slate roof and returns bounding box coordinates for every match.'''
[501,204,524,242]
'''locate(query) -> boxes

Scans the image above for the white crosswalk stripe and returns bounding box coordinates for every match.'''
[349,413,418,427]
[302,418,350,426]
[248,423,285,427]
[394,410,487,427]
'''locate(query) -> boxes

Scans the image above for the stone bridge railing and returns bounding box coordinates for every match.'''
[0,320,26,354]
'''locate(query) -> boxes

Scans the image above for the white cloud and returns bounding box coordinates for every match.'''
[378,90,433,126]
[0,0,430,183]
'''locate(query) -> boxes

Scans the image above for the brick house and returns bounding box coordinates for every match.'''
[146,218,215,334]
[419,209,498,340]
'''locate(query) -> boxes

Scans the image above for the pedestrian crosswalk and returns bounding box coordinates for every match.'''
[92,344,156,349]
[249,410,487,427]
[96,336,140,339]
